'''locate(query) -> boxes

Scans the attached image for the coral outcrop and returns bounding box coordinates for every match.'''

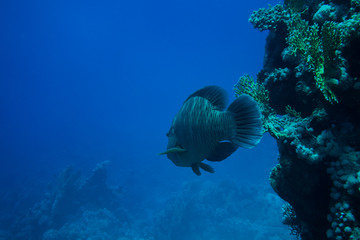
[12,161,133,240]
[152,181,290,240]
[235,0,360,239]
[7,163,291,240]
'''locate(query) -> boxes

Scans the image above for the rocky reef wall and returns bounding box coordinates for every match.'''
[234,0,360,239]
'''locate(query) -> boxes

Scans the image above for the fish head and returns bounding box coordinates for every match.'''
[158,126,188,166]
[165,126,177,149]
[165,127,186,166]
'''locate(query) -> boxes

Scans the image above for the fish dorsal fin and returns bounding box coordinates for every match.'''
[185,86,228,111]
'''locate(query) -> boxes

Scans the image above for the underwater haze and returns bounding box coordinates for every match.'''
[0,0,294,239]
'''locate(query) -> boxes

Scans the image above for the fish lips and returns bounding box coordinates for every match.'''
[159,147,187,166]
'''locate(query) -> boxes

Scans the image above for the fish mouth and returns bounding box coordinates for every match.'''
[158,147,187,155]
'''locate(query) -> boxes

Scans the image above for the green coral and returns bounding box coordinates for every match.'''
[233,74,269,106]
[249,3,352,104]
[234,75,274,135]
[285,105,301,118]
[234,75,298,139]
[286,14,312,56]
[233,75,322,140]
[286,14,341,103]
[352,0,360,7]
[263,113,289,139]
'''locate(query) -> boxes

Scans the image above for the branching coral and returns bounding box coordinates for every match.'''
[286,14,341,103]
[233,74,270,108]
[234,75,277,135]
[245,1,360,238]
[351,0,360,8]
[233,74,311,140]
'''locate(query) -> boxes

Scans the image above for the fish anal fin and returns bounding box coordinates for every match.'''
[207,141,238,162]
[191,164,201,176]
[185,86,228,111]
[199,162,215,173]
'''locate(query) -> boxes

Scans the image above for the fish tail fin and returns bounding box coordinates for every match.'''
[227,95,263,148]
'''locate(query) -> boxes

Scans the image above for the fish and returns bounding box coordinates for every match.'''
[159,86,263,176]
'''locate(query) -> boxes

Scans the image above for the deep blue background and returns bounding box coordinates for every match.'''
[0,0,282,203]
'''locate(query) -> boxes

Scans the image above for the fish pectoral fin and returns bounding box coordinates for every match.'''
[199,162,215,173]
[158,147,187,155]
[207,141,238,162]
[191,164,201,176]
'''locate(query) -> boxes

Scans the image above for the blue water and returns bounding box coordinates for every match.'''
[0,0,294,239]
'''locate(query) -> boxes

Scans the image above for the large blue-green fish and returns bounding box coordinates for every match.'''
[159,86,263,176]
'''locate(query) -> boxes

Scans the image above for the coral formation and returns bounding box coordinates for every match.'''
[240,0,360,239]
[4,163,293,240]
[152,181,290,240]
[11,161,133,240]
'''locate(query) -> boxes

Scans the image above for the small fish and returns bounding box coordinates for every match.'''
[159,86,263,176]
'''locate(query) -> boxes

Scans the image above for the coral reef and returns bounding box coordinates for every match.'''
[152,181,291,240]
[11,161,134,240]
[239,0,360,239]
[4,163,293,240]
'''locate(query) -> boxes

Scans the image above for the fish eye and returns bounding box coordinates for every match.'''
[166,127,174,137]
